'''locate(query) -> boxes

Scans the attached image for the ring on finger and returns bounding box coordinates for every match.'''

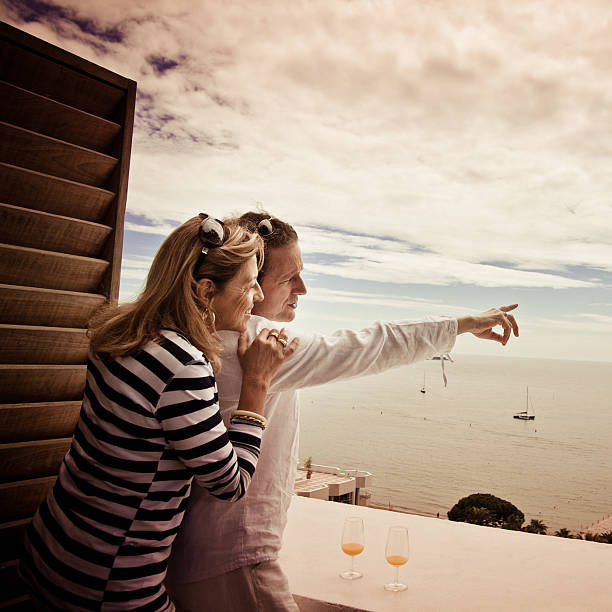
[277,337,288,348]
[268,331,279,339]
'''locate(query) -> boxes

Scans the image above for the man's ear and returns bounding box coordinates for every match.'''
[196,278,216,304]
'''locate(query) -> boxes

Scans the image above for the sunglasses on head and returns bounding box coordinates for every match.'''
[256,218,274,237]
[194,213,226,274]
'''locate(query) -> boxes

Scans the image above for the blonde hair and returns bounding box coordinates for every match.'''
[89,216,263,369]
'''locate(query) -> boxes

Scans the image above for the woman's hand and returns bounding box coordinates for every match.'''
[237,328,299,391]
[457,304,519,346]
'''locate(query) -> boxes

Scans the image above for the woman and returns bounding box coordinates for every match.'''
[20,214,298,611]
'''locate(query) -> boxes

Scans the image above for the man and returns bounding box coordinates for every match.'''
[166,212,519,611]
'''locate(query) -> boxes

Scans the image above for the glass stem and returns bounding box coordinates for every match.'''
[350,555,355,573]
[394,565,399,585]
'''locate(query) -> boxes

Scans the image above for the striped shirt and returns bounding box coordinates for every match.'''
[20,330,262,611]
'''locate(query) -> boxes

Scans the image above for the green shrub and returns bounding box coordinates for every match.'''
[448,493,524,529]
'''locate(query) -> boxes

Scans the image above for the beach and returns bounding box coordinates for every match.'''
[583,515,612,536]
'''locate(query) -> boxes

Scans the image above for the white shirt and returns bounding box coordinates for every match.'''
[166,315,457,583]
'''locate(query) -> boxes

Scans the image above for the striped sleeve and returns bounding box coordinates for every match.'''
[156,360,262,501]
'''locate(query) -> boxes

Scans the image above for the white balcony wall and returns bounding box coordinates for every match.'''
[280,496,612,612]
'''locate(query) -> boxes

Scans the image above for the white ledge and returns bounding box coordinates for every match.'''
[279,496,612,611]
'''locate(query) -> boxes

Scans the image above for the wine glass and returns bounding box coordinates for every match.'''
[384,526,409,591]
[340,516,364,579]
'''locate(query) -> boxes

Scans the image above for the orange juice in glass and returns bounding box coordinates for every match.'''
[340,516,364,579]
[342,542,364,556]
[386,554,408,566]
[384,526,409,591]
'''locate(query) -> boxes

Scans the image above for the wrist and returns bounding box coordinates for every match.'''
[241,375,270,392]
[238,377,269,417]
[456,316,474,335]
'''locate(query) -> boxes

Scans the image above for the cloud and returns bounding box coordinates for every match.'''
[6,1,611,249]
[3,0,611,359]
[122,217,597,289]
[297,226,596,289]
[124,220,176,236]
[119,254,153,278]
[576,313,612,325]
[303,287,476,314]
[118,254,152,300]
[536,314,612,334]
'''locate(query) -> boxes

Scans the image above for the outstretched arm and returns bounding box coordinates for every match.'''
[268,316,458,392]
[269,304,519,391]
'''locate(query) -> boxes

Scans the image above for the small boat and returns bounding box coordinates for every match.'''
[420,372,426,394]
[514,386,535,420]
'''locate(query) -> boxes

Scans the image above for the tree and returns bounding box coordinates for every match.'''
[448,493,524,529]
[554,528,573,538]
[503,512,525,531]
[464,507,493,526]
[304,456,312,479]
[596,531,612,544]
[585,531,612,544]
[523,519,548,535]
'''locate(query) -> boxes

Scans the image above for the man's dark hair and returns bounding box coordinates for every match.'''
[237,211,298,279]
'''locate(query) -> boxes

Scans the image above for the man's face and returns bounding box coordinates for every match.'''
[253,241,307,322]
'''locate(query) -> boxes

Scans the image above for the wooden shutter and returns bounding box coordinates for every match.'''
[0,21,136,609]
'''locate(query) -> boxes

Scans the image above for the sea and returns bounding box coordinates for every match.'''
[298,354,612,533]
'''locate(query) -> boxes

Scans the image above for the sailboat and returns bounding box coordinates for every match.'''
[513,386,535,420]
[420,372,426,394]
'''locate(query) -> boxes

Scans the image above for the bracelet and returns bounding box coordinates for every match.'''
[232,410,268,427]
[231,416,266,430]
[231,410,267,430]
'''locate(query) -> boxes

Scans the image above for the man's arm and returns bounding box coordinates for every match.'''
[222,304,518,396]
[266,316,457,392]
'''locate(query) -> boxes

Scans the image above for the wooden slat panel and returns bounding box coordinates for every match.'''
[0,440,70,483]
[98,80,136,303]
[0,244,109,292]
[0,23,133,612]
[0,285,105,328]
[0,365,86,403]
[0,34,125,120]
[0,402,81,443]
[0,563,28,604]
[0,163,114,222]
[0,519,29,564]
[0,325,89,365]
[0,477,55,522]
[0,81,121,153]
[0,204,112,257]
[0,123,118,188]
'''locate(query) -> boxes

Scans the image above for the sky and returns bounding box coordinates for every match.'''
[2,0,611,362]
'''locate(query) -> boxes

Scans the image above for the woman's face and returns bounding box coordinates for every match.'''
[210,255,264,332]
